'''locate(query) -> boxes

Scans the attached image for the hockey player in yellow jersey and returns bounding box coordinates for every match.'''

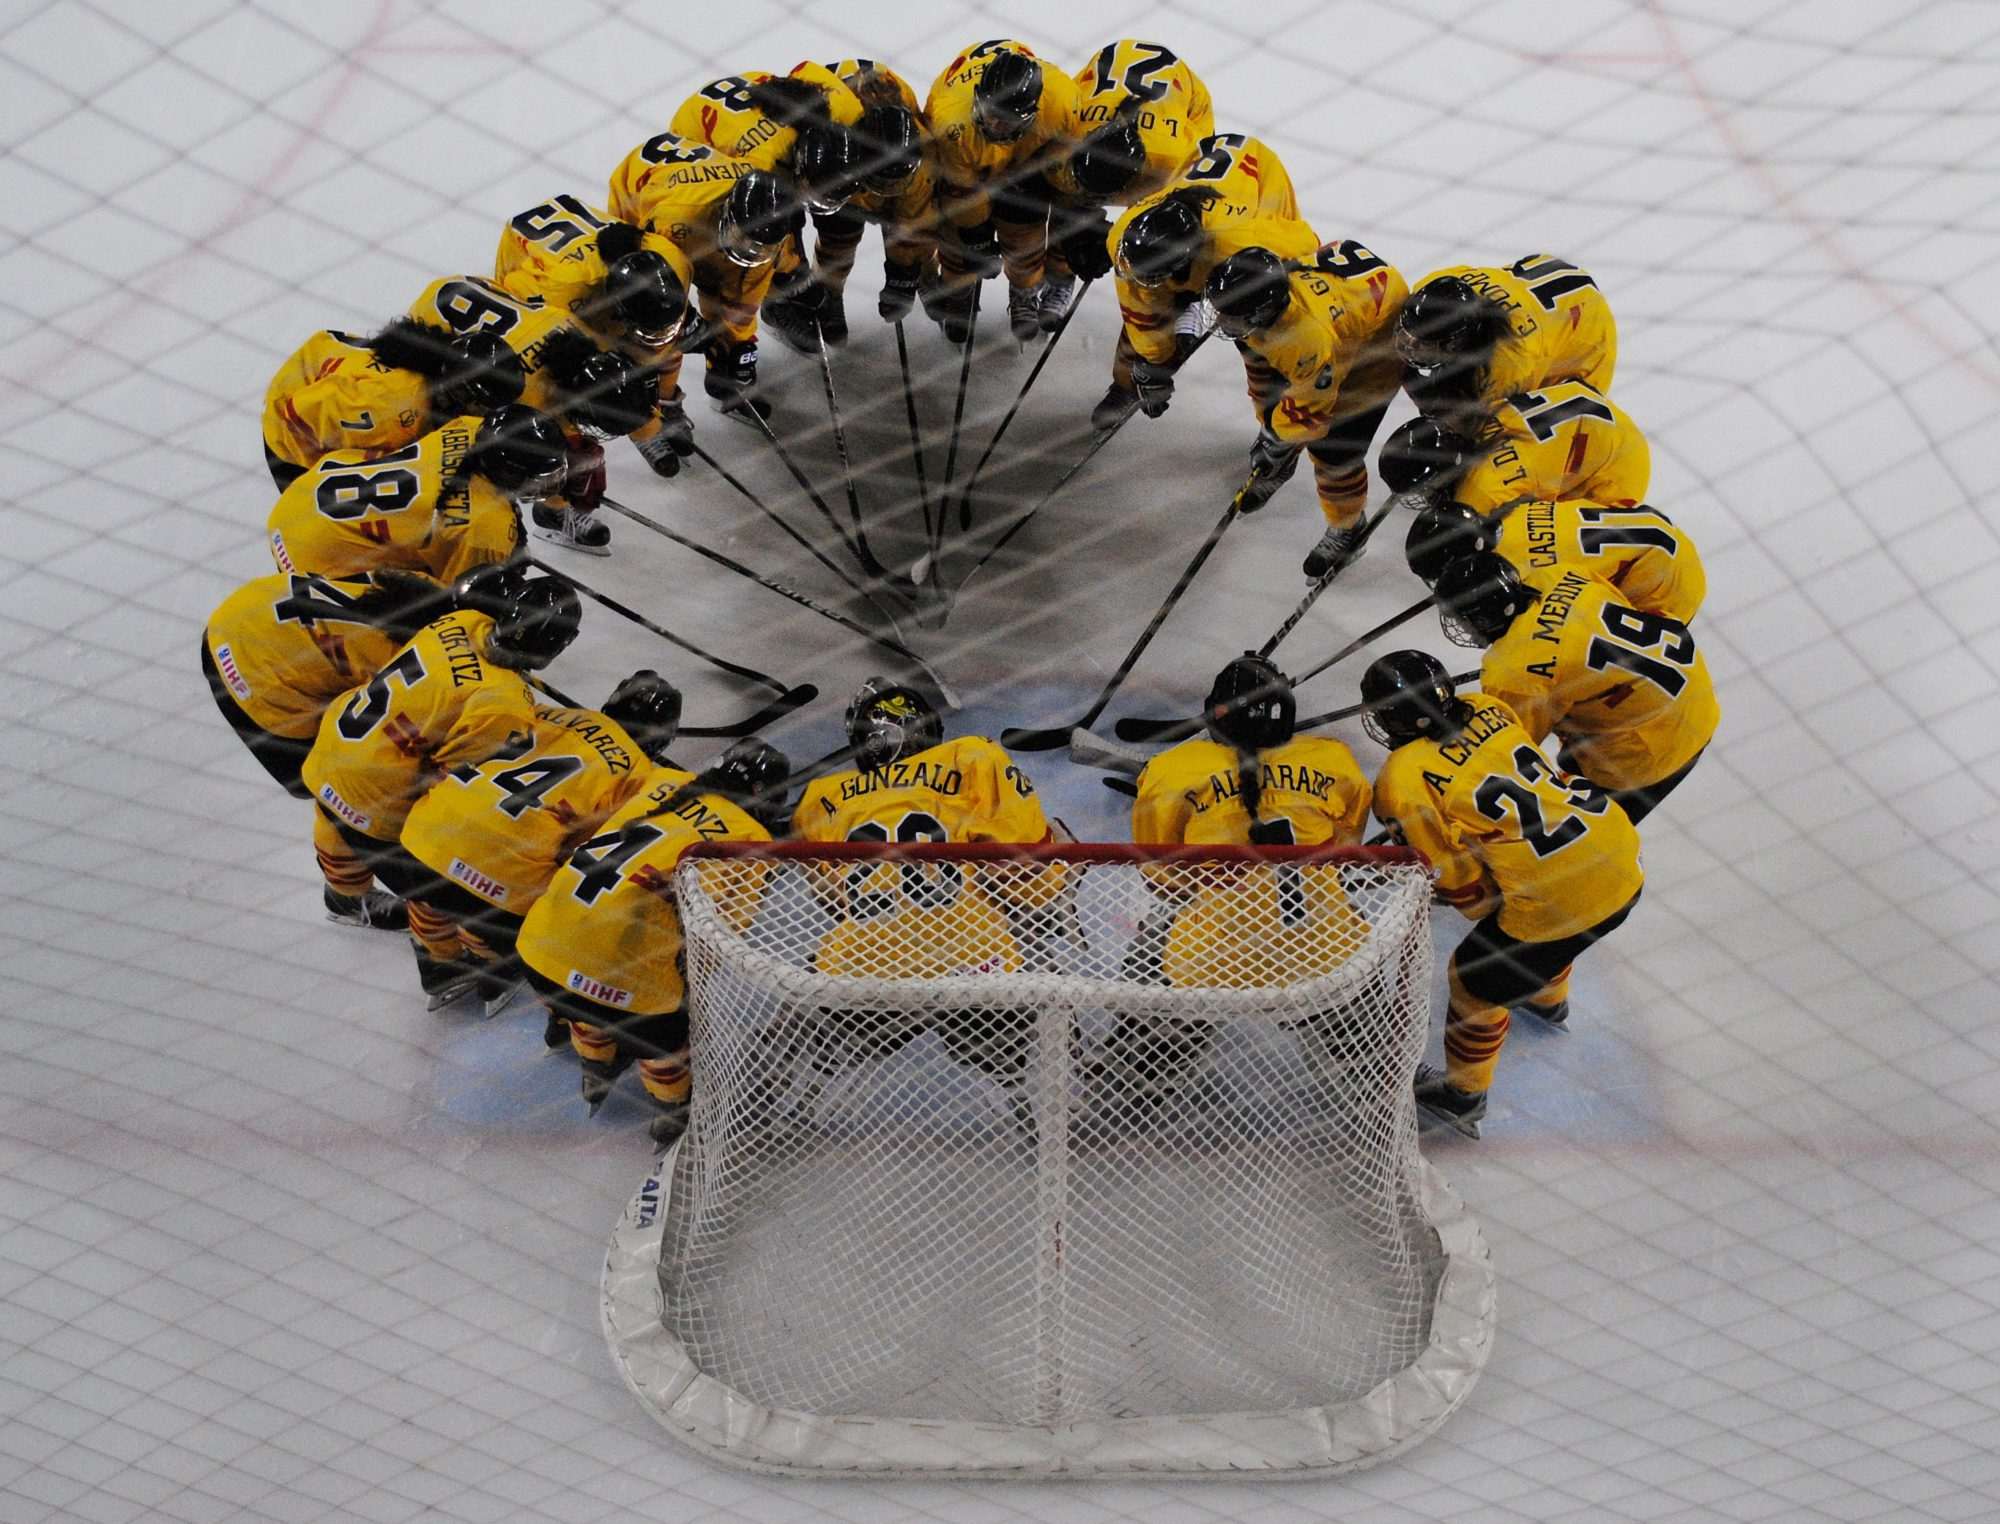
[517,739,790,1143]
[800,61,943,342]
[301,568,579,1006]
[261,319,523,490]
[1095,132,1311,428]
[1362,652,1645,1137]
[405,274,654,555]
[1397,254,1618,431]
[493,196,701,482]
[1036,40,1215,330]
[1379,381,1651,520]
[265,406,562,586]
[608,136,801,427]
[1405,496,1707,627]
[925,40,1088,341]
[399,672,683,1017]
[1434,554,1719,823]
[203,570,453,932]
[1205,243,1410,580]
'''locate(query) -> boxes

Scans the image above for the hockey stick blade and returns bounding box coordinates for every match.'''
[526,557,787,695]
[678,683,819,738]
[1066,726,1151,776]
[999,724,1074,752]
[1113,714,1205,745]
[1101,776,1138,798]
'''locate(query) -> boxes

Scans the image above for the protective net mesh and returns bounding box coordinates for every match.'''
[604,844,1492,1474]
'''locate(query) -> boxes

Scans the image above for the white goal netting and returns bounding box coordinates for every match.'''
[603,844,1494,1476]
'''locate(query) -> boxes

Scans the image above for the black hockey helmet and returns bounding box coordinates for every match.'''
[1071,112,1148,199]
[718,171,797,267]
[432,331,525,416]
[1404,502,1495,586]
[451,560,528,618]
[467,405,568,501]
[1395,276,1507,413]
[1378,415,1474,498]
[792,123,862,213]
[1359,650,1462,749]
[603,668,683,762]
[485,571,582,671]
[601,248,688,349]
[1205,653,1296,752]
[1119,193,1203,288]
[708,738,793,832]
[1206,247,1292,339]
[855,104,923,194]
[1434,552,1534,648]
[845,676,944,771]
[973,50,1042,143]
[560,347,654,440]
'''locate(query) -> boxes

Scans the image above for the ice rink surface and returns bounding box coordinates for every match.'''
[2,0,1998,1519]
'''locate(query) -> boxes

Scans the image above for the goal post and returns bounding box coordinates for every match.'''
[602,841,1495,1477]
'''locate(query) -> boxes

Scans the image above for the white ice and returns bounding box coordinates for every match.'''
[2,2,1998,1521]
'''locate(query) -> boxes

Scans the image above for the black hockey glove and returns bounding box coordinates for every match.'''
[1238,430,1300,513]
[961,221,1003,279]
[1056,215,1114,281]
[1130,357,1176,419]
[878,262,919,322]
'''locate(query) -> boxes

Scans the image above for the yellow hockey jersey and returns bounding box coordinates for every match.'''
[405,276,575,416]
[791,734,1056,980]
[1241,242,1409,443]
[605,134,773,327]
[262,330,435,471]
[823,59,942,262]
[517,767,766,1017]
[1415,255,1617,412]
[1132,734,1371,847]
[204,573,410,740]
[1489,498,1706,625]
[1046,40,1214,204]
[925,40,1087,228]
[492,195,695,347]
[1479,567,1719,791]
[1110,133,1308,363]
[668,62,865,172]
[1453,379,1650,515]
[301,610,537,844]
[265,419,520,584]
[1373,694,1643,941]
[400,706,654,914]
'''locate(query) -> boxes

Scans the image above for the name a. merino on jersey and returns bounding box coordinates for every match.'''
[566,970,632,1007]
[214,644,253,700]
[449,859,509,902]
[1529,568,1592,663]
[316,783,371,833]
[436,618,485,687]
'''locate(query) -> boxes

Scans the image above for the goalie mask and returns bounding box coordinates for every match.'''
[845,677,944,771]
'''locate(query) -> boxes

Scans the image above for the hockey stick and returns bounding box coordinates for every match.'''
[895,320,935,550]
[731,384,877,575]
[812,327,885,575]
[596,495,960,708]
[1297,669,1480,734]
[955,277,1092,533]
[914,280,980,583]
[1001,487,1247,754]
[1102,776,1138,798]
[686,442,913,639]
[1112,591,1438,745]
[523,672,818,740]
[1258,497,1399,658]
[527,556,786,694]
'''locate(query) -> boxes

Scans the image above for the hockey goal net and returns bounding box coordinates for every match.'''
[602,842,1495,1477]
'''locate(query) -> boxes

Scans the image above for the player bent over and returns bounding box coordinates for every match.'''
[202,570,452,929]
[261,319,522,490]
[1205,242,1409,579]
[1362,652,1644,1137]
[1396,254,1617,433]
[1405,495,1707,627]
[516,740,791,1144]
[300,568,580,1006]
[1118,656,1373,1105]
[398,671,684,1018]
[782,680,1070,1124]
[1434,553,1719,823]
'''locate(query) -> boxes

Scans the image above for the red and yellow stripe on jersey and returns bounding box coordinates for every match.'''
[262,330,436,471]
[400,706,653,914]
[204,573,408,740]
[821,59,943,268]
[925,39,1087,228]
[301,610,537,843]
[1489,498,1705,625]
[1416,255,1618,412]
[1047,39,1214,204]
[516,767,766,1017]
[492,194,695,345]
[1373,694,1644,942]
[1454,379,1650,515]
[265,418,520,585]
[668,62,865,172]
[1479,568,1719,791]
[1240,242,1410,443]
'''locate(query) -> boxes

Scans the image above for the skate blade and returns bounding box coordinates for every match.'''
[528,524,612,557]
